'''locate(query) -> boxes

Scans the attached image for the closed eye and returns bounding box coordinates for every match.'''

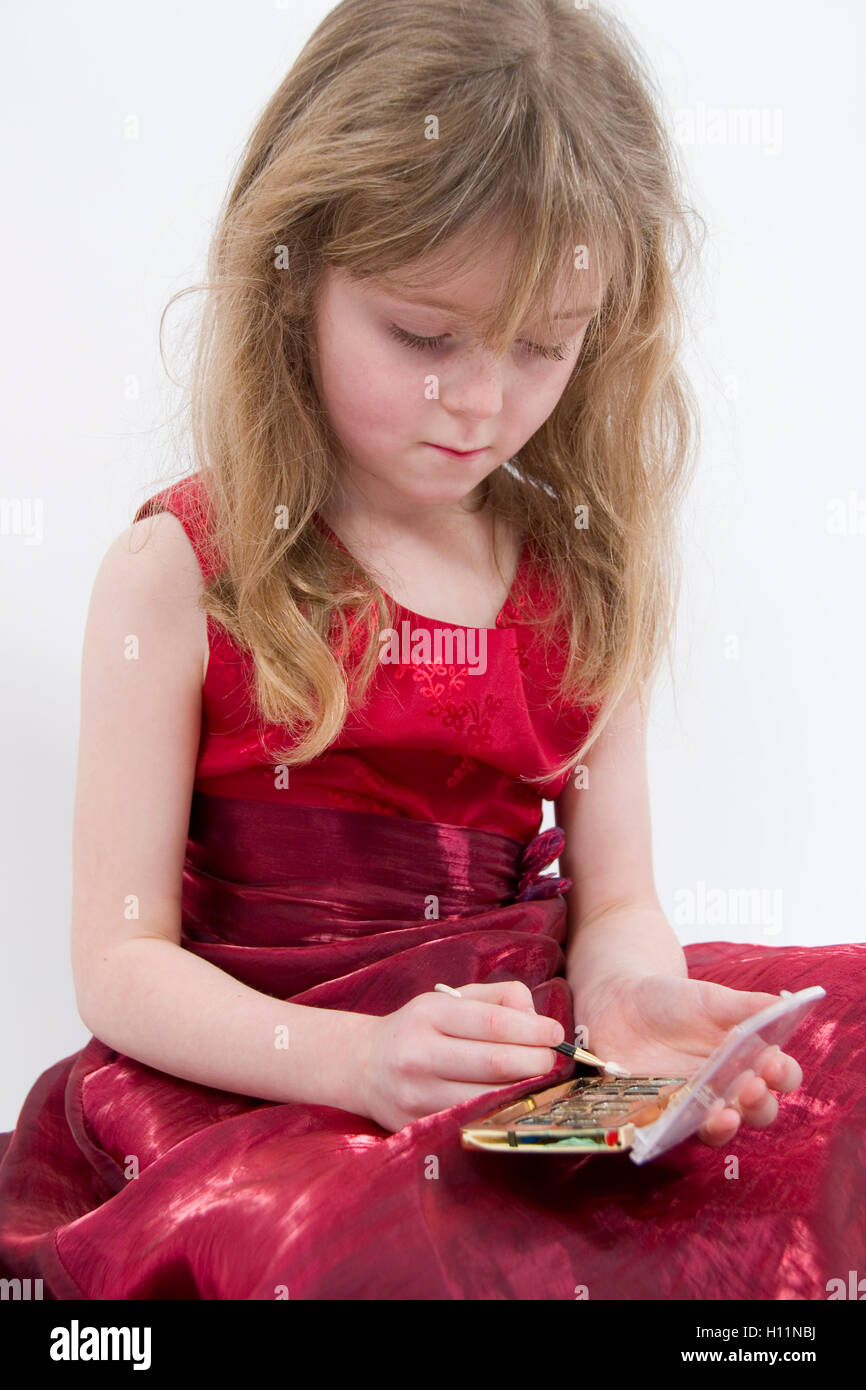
[387,322,570,362]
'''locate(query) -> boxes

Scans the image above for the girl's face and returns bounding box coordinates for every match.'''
[309,236,603,518]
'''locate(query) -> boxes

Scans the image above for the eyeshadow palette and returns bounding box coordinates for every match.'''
[460,985,827,1164]
[460,1073,689,1156]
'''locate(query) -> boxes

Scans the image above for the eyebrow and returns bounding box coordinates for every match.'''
[380,290,598,323]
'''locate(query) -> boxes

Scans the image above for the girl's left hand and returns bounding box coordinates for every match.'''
[574,973,804,1147]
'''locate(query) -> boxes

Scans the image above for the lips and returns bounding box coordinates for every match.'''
[427,443,489,455]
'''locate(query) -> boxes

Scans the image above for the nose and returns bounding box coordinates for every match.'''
[438,347,504,420]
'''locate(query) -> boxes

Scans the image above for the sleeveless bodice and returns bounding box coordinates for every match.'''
[133,472,596,840]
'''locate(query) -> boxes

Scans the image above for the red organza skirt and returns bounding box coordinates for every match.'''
[0,795,863,1299]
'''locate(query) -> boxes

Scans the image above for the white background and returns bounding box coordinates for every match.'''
[1,1,863,1127]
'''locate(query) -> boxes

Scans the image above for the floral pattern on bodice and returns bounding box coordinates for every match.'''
[388,659,505,750]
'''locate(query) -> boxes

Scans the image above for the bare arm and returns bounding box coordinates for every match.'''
[80,936,375,1110]
[70,512,375,1113]
[554,686,687,1019]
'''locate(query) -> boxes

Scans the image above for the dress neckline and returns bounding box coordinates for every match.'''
[312,511,530,631]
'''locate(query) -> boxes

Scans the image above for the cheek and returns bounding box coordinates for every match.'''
[318,331,409,436]
[515,362,574,428]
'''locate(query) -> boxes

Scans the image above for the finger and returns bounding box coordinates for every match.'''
[456,980,537,1013]
[695,981,786,1032]
[427,1077,533,1114]
[393,1076,541,1128]
[731,1073,779,1128]
[754,1044,803,1093]
[428,1034,563,1086]
[431,995,565,1048]
[697,1105,741,1146]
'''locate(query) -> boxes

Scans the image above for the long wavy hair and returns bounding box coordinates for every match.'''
[139,0,704,788]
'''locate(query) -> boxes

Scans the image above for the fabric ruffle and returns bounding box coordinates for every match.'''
[515,824,572,901]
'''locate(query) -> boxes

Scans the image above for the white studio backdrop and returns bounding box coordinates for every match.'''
[1,0,863,1127]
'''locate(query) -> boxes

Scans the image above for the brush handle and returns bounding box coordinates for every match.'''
[553,1040,608,1067]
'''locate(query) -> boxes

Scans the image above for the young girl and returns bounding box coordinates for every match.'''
[1,0,863,1300]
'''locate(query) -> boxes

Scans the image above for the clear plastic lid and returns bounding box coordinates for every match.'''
[628,985,826,1165]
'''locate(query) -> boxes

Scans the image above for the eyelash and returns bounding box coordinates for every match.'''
[386,322,570,362]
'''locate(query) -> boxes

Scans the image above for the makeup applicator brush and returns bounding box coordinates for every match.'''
[432,983,630,1077]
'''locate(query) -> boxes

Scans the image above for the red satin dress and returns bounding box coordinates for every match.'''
[0,471,863,1300]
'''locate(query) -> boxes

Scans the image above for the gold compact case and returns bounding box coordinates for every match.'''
[459,986,827,1165]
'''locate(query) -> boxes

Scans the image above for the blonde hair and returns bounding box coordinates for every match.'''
[142,0,704,787]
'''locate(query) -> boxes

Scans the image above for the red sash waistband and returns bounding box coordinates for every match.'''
[179,794,572,1005]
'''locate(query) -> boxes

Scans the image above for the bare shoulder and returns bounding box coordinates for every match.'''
[109,510,210,686]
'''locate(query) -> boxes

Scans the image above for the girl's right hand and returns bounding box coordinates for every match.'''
[356,980,566,1133]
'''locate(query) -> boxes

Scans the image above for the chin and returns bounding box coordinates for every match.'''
[405,483,485,508]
